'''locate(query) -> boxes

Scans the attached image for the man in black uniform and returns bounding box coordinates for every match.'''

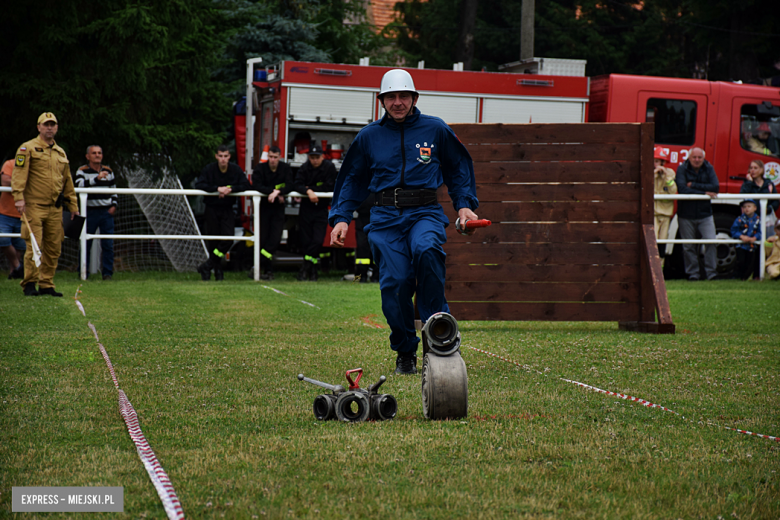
[293,144,336,281]
[194,145,250,280]
[251,146,293,280]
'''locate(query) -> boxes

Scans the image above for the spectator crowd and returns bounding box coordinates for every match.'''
[3,111,780,291]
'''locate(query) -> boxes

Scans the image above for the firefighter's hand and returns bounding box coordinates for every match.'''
[307,189,319,203]
[706,191,717,198]
[15,200,25,215]
[330,222,348,248]
[269,189,280,203]
[217,186,232,198]
[71,210,80,220]
[457,208,479,235]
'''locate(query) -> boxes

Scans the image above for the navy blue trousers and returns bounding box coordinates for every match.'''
[367,205,450,354]
[86,207,115,276]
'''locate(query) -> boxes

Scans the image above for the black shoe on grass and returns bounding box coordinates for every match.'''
[395,352,418,375]
[198,262,211,281]
[8,265,23,280]
[23,283,39,296]
[39,287,63,297]
[214,269,224,281]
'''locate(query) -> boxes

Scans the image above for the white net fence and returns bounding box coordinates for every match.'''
[0,168,208,276]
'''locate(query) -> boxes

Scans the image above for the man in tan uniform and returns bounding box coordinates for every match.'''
[12,112,80,296]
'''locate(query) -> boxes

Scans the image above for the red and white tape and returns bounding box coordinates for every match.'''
[466,345,778,442]
[74,287,185,518]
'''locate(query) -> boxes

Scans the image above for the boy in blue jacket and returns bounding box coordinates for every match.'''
[731,199,762,280]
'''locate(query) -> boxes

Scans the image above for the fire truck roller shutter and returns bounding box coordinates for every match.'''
[400,94,479,124]
[482,98,586,123]
[289,87,374,125]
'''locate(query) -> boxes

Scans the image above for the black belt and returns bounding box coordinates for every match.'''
[375,188,438,208]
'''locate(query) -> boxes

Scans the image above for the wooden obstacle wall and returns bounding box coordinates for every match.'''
[441,123,674,333]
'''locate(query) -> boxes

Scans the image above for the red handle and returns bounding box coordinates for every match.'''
[464,219,492,229]
[345,368,363,390]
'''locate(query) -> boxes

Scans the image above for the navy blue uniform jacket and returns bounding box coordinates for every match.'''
[328,107,478,226]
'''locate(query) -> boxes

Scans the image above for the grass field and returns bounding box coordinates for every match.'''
[1,272,778,519]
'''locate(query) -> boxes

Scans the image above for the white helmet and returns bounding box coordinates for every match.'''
[379,69,417,97]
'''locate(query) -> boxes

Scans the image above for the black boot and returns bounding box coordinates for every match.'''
[357,265,368,283]
[297,260,310,281]
[310,262,319,282]
[23,283,39,296]
[395,351,418,375]
[214,269,224,281]
[8,264,23,280]
[197,261,211,281]
[39,287,63,297]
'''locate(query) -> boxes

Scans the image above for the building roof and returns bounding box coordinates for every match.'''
[368,0,398,32]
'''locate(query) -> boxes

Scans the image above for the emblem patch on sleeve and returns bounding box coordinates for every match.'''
[16,155,25,167]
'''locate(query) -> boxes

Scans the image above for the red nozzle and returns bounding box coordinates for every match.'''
[345,368,363,390]
[464,219,491,229]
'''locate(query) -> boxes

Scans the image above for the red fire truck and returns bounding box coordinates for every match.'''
[237,60,780,276]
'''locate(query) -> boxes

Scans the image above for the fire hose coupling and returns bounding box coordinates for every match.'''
[297,369,397,423]
[455,217,491,235]
[422,312,461,356]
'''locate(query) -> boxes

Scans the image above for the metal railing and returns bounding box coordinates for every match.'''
[655,193,780,280]
[2,188,778,279]
[0,187,332,281]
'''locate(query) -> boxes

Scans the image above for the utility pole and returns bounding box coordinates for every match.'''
[521,0,534,60]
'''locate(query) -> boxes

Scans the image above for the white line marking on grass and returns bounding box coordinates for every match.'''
[261,285,321,309]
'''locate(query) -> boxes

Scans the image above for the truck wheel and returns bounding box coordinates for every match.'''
[714,213,738,278]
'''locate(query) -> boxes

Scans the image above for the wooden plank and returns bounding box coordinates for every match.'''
[446,222,640,244]
[639,123,655,226]
[445,263,639,283]
[449,123,642,145]
[465,143,639,162]
[444,243,640,265]
[442,201,640,223]
[619,322,676,334]
[445,183,640,202]
[446,281,639,303]
[448,301,640,322]
[469,161,640,184]
[641,223,674,326]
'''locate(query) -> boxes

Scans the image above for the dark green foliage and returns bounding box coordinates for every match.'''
[0,0,386,187]
[390,0,780,81]
[0,0,230,184]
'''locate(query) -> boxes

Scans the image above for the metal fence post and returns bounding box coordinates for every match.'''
[253,195,261,281]
[79,193,89,280]
[759,198,767,281]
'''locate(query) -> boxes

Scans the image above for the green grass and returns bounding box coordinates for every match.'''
[1,273,778,519]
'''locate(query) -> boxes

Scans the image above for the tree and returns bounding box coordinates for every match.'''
[219,0,394,93]
[0,0,232,185]
[388,0,780,81]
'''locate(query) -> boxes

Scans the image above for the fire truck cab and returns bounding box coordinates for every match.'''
[590,74,780,277]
